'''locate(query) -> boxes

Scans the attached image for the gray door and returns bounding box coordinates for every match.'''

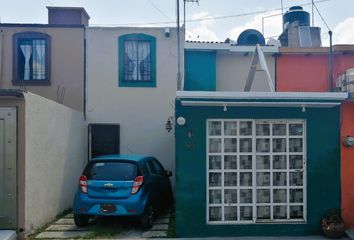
[0,108,17,229]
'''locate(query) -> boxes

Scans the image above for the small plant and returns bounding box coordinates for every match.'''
[321,209,346,239]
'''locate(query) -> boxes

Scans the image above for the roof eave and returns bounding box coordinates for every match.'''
[176,91,348,102]
[185,42,279,53]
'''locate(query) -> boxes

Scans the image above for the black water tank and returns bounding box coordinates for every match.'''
[283,6,310,28]
[237,29,265,46]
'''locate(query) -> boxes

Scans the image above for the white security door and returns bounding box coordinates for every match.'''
[207,119,306,224]
[0,108,17,229]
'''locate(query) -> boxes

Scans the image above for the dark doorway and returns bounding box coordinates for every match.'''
[89,124,120,160]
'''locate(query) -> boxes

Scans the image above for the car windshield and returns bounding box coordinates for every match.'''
[86,161,138,181]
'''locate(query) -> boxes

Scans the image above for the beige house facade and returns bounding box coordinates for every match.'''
[0,7,88,111]
[86,27,182,184]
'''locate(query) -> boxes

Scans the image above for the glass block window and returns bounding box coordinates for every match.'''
[207,119,306,224]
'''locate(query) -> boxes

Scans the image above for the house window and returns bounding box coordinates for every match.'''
[13,32,51,85]
[207,119,306,224]
[118,34,156,87]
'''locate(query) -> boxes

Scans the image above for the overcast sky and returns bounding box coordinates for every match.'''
[1,0,353,46]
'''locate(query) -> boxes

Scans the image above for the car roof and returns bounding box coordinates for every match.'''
[92,154,152,162]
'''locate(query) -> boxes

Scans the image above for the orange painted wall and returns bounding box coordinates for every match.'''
[277,53,354,91]
[334,54,354,227]
[277,52,354,227]
[341,102,354,228]
[276,54,329,92]
[333,53,354,79]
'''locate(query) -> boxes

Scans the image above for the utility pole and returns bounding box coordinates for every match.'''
[312,0,315,26]
[281,0,284,31]
[184,0,186,28]
[176,0,182,91]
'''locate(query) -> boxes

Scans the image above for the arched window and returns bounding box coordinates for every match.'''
[13,31,51,85]
[118,33,156,87]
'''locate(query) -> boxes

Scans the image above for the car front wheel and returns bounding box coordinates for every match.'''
[140,205,154,229]
[74,213,89,227]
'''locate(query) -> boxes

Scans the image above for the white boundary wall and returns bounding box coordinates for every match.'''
[24,92,86,233]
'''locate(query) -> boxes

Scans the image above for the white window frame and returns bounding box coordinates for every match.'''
[206,119,307,225]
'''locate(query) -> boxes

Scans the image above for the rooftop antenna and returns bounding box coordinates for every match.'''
[183,0,199,28]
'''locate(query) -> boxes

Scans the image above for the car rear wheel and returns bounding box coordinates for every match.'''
[140,205,154,229]
[74,213,89,227]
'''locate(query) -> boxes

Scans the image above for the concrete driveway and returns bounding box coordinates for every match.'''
[33,211,171,239]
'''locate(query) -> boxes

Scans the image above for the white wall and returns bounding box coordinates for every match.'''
[24,93,86,233]
[216,51,276,91]
[86,27,179,185]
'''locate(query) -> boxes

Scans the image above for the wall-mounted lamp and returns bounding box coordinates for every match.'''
[165,116,174,132]
[301,105,306,113]
[342,136,354,147]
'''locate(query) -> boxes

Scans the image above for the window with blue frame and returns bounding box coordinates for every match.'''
[118,34,156,87]
[13,31,51,86]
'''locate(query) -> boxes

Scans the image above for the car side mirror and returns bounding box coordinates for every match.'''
[165,170,172,177]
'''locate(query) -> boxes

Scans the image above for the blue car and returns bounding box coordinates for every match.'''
[73,155,173,228]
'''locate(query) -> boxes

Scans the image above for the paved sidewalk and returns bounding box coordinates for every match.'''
[34,211,171,239]
[0,231,16,240]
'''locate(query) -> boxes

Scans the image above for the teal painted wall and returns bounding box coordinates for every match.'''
[175,100,341,237]
[184,51,216,91]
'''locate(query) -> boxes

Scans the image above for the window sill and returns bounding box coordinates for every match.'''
[119,81,156,88]
[12,80,51,86]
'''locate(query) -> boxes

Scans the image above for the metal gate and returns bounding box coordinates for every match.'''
[0,108,17,229]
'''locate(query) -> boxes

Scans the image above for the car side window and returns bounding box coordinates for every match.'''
[144,164,150,175]
[145,160,157,175]
[152,159,165,176]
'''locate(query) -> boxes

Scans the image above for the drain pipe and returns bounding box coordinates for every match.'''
[329,30,334,92]
[0,30,3,89]
[84,26,87,120]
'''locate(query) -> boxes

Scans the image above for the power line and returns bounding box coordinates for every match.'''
[46,0,55,6]
[90,0,330,27]
[146,0,174,22]
[186,0,329,23]
[313,1,331,30]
